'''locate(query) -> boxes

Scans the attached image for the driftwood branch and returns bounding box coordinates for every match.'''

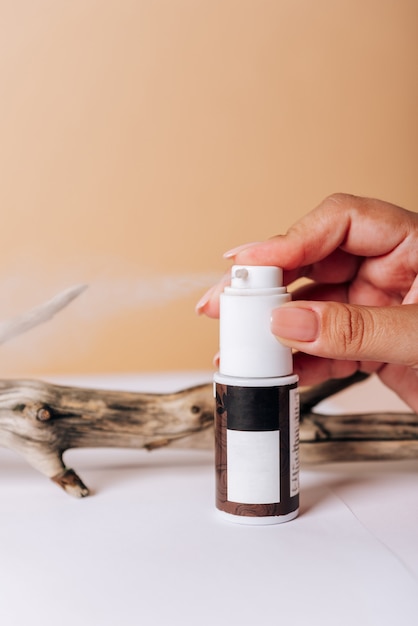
[0,285,416,497]
[0,378,214,497]
[298,373,418,462]
[0,373,416,497]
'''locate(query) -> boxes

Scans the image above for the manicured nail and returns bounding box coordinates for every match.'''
[271,307,320,342]
[223,242,261,259]
[195,286,214,314]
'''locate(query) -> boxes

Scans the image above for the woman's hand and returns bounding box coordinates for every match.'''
[196,194,418,411]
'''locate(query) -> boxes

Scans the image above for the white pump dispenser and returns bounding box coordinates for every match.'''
[219,265,293,379]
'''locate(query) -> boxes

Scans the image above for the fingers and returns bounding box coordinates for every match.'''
[271,301,418,368]
[293,353,418,412]
[378,364,418,412]
[233,194,416,280]
[196,194,417,316]
[292,352,364,386]
[403,274,418,305]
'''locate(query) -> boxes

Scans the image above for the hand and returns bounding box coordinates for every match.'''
[197,194,418,412]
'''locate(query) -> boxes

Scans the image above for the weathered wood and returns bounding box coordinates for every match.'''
[0,379,214,496]
[1,286,416,496]
[299,410,418,463]
[0,374,416,497]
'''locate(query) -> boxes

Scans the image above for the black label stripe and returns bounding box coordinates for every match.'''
[225,384,294,432]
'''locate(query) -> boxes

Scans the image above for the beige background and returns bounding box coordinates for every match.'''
[0,0,416,377]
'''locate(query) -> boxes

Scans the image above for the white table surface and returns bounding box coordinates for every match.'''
[1,371,417,626]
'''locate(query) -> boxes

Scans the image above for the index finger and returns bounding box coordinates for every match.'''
[233,194,416,281]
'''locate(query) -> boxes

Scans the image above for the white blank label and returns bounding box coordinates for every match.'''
[227,430,280,504]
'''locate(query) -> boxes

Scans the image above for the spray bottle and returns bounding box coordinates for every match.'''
[214,265,299,524]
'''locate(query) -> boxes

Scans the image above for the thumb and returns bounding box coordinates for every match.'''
[271,301,418,367]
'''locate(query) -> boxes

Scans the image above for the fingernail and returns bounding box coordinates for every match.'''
[223,242,261,259]
[271,307,320,342]
[195,286,214,314]
[213,351,220,367]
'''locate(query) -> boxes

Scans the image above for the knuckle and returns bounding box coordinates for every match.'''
[329,304,371,356]
[326,192,352,205]
[325,192,365,216]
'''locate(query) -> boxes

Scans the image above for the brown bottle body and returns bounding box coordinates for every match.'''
[214,375,299,525]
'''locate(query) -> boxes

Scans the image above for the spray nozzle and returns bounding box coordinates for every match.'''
[230,265,283,290]
[233,268,249,280]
